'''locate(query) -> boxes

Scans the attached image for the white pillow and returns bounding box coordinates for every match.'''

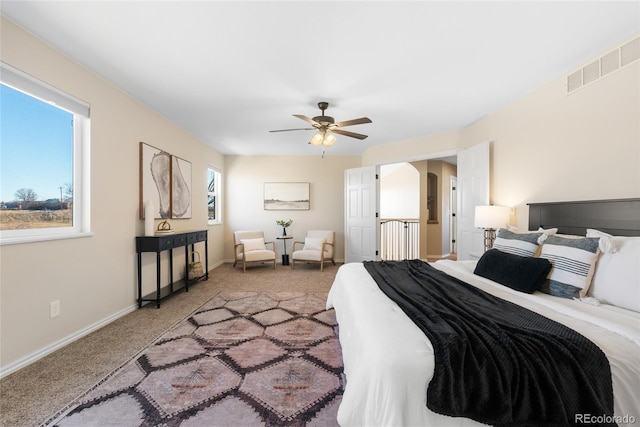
[241,238,266,251]
[588,235,640,312]
[538,235,600,299]
[586,229,618,254]
[303,237,325,251]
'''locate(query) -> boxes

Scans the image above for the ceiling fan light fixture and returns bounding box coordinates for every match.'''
[274,101,372,154]
[310,131,324,146]
[322,131,336,147]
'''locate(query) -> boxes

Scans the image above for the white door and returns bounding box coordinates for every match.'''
[450,176,457,254]
[456,141,490,260]
[344,166,379,263]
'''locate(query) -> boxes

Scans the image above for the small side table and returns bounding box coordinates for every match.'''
[276,236,293,265]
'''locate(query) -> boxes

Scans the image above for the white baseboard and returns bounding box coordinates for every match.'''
[0,304,137,379]
[210,260,225,269]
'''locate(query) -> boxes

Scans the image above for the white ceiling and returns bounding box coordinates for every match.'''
[2,1,639,156]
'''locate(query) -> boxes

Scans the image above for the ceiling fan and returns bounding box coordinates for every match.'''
[269,102,372,148]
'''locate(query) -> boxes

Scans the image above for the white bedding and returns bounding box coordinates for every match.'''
[326,260,640,427]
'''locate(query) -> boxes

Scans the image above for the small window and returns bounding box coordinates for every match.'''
[207,166,221,225]
[1,62,91,245]
[427,172,438,223]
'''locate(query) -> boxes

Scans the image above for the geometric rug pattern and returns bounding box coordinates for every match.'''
[45,291,344,426]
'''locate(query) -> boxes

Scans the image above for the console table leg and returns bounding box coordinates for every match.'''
[185,244,190,292]
[137,253,142,308]
[205,240,209,280]
[156,252,161,308]
[169,249,174,293]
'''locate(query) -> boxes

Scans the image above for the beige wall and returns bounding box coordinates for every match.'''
[224,155,361,263]
[364,35,640,230]
[379,163,420,219]
[0,18,225,374]
[461,43,640,228]
[362,130,460,166]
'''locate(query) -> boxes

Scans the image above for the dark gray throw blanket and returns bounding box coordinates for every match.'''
[363,260,615,427]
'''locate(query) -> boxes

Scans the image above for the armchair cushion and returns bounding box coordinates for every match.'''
[292,249,324,262]
[303,237,325,251]
[241,249,275,262]
[241,238,266,251]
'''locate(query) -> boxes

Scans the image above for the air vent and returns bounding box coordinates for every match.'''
[567,36,639,94]
[567,70,582,92]
[600,50,619,76]
[621,37,640,66]
[582,60,600,85]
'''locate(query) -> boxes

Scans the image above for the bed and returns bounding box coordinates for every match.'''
[327,199,640,426]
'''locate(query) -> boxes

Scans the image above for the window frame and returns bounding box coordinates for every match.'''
[0,62,92,245]
[207,165,222,225]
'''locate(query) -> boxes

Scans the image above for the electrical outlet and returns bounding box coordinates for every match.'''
[50,300,60,318]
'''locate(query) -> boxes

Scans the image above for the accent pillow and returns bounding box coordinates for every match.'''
[241,238,266,251]
[538,235,600,299]
[587,235,640,312]
[474,249,552,293]
[508,225,559,237]
[303,237,325,251]
[585,229,618,254]
[493,228,543,257]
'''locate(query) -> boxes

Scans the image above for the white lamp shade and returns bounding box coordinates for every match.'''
[474,205,510,229]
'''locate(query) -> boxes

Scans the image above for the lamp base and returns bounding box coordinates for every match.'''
[483,228,497,252]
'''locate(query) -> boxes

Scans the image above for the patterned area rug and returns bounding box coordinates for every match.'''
[46,291,344,426]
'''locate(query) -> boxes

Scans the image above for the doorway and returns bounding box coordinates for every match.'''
[379,157,457,260]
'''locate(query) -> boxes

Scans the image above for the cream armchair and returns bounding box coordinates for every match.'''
[291,230,335,271]
[233,230,276,272]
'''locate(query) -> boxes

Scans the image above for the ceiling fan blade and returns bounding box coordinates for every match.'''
[293,114,319,126]
[333,128,369,140]
[335,117,372,127]
[269,128,315,133]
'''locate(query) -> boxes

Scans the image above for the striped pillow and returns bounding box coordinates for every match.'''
[539,235,600,299]
[493,229,543,257]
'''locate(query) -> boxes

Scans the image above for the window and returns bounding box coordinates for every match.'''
[207,166,221,225]
[0,62,91,245]
[427,172,438,223]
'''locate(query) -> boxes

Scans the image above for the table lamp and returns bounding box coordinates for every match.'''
[474,205,510,252]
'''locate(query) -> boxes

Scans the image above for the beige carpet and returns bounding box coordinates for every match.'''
[0,262,340,427]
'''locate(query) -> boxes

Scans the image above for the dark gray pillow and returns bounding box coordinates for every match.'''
[474,249,552,293]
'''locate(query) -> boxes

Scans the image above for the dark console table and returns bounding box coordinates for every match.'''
[136,230,208,308]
